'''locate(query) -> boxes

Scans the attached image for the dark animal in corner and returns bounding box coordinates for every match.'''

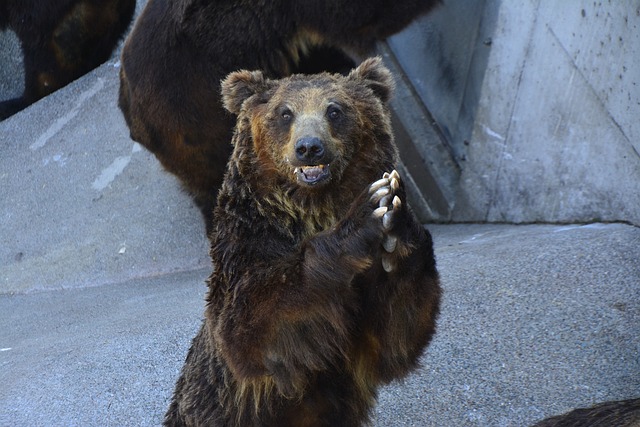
[0,0,136,120]
[164,57,441,426]
[531,398,640,427]
[118,0,441,233]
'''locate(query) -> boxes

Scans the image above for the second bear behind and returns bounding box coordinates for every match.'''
[118,0,440,233]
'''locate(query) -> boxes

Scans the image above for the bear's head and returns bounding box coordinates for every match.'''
[221,57,397,201]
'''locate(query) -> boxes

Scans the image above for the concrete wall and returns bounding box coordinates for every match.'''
[380,0,499,222]
[388,0,640,226]
[454,0,640,225]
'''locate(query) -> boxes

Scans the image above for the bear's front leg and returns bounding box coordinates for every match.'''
[356,170,441,383]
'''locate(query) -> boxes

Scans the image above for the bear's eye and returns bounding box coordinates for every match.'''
[327,105,342,121]
[280,109,293,123]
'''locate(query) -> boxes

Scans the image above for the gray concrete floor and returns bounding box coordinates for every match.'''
[0,38,639,427]
[1,224,638,426]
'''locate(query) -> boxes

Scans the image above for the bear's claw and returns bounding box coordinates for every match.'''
[369,177,389,194]
[382,234,397,253]
[382,211,394,231]
[373,206,388,218]
[371,186,390,202]
[390,177,399,192]
[392,194,401,209]
[381,255,395,273]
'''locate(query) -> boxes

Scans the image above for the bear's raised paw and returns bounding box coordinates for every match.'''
[370,170,403,272]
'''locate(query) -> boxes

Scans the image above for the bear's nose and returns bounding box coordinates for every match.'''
[295,137,325,163]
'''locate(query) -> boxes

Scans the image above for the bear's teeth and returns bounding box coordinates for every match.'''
[302,165,325,178]
[294,164,329,183]
[294,166,324,172]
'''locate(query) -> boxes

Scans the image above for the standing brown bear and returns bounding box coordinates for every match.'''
[118,0,440,233]
[0,0,135,120]
[164,57,441,427]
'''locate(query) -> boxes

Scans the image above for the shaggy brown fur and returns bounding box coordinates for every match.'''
[0,0,135,120]
[164,57,441,426]
[118,0,440,233]
[531,398,640,427]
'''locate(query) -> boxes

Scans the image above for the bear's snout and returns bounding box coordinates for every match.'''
[295,137,325,164]
[291,135,334,185]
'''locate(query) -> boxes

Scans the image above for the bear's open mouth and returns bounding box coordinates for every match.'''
[294,164,330,185]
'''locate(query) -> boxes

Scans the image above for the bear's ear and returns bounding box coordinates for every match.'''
[221,70,270,114]
[349,57,395,103]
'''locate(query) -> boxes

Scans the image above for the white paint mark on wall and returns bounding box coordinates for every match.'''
[0,348,12,352]
[30,78,105,151]
[483,125,505,141]
[92,143,140,191]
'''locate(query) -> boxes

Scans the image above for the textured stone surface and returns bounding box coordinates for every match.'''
[1,223,638,426]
